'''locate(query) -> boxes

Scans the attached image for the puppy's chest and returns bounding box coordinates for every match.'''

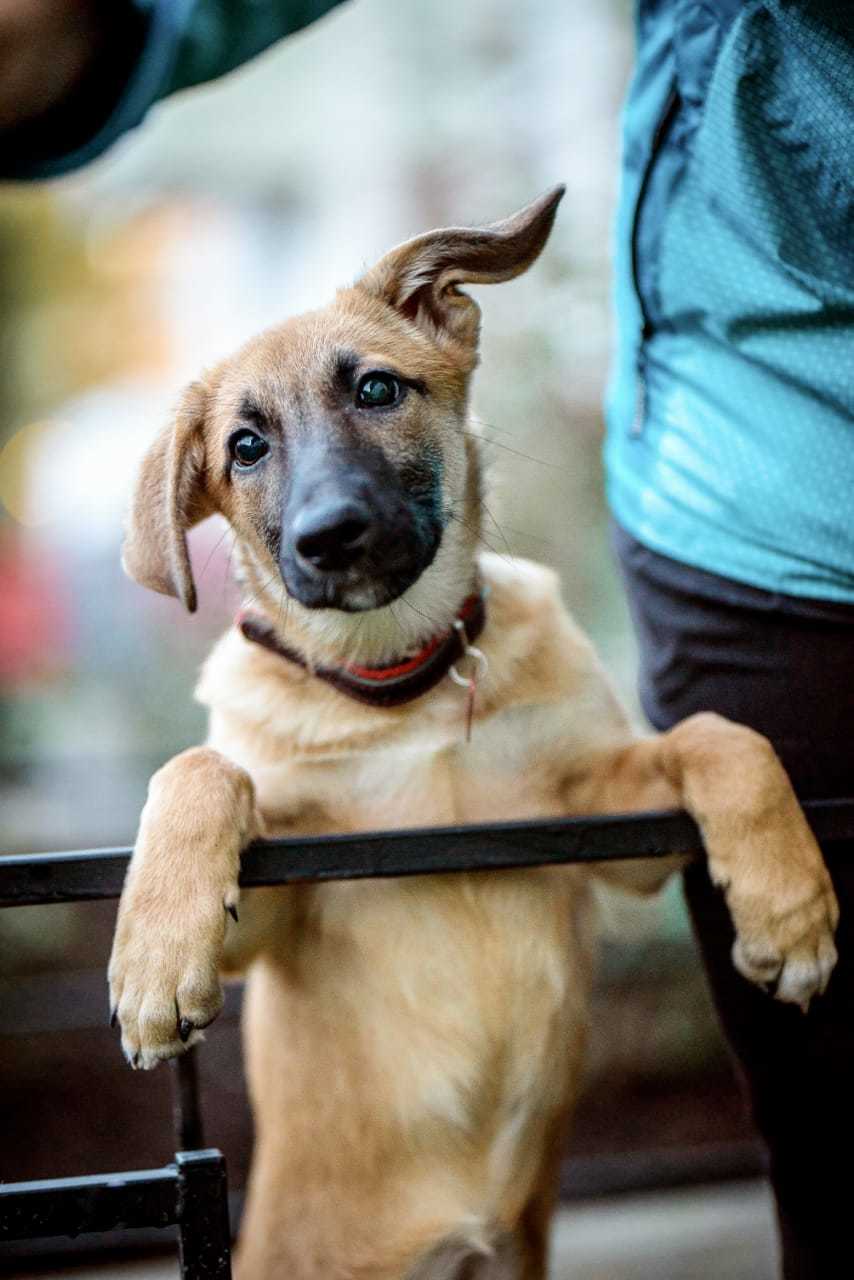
[258,703,571,836]
[245,706,593,1152]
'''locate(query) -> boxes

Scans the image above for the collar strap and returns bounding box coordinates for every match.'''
[238,592,486,709]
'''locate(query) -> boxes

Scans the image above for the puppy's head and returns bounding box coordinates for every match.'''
[123,186,564,619]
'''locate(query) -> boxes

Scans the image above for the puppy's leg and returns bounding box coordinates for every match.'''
[572,713,839,1008]
[512,1111,568,1280]
[658,713,838,1006]
[108,747,257,1068]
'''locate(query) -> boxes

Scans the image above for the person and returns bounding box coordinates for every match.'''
[4,2,852,1274]
[0,1,345,179]
[606,3,854,1276]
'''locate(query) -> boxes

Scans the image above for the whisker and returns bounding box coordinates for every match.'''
[397,594,441,634]
[501,525,557,547]
[448,512,508,564]
[222,530,238,603]
[478,497,514,560]
[466,492,561,550]
[467,416,517,437]
[463,428,563,471]
[199,524,231,582]
[276,582,288,636]
[387,601,410,648]
[343,613,367,666]
[241,571,283,612]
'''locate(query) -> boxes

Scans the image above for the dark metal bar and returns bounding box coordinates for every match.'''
[0,847,131,907]
[0,1151,232,1273]
[173,1049,206,1152]
[2,798,853,909]
[176,1150,233,1280]
[0,1165,177,1243]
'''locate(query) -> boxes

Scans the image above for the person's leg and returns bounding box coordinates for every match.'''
[613,523,854,1279]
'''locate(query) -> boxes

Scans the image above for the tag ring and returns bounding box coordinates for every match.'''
[449,644,488,688]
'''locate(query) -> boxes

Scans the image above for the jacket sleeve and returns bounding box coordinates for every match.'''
[2,0,347,181]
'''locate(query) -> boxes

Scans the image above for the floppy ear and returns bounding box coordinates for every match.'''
[122,381,213,613]
[358,185,565,359]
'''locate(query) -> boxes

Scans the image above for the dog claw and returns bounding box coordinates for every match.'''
[179,1017,194,1043]
[109,1006,118,1029]
[226,902,239,923]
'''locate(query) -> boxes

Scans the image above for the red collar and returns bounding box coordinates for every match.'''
[237,593,486,709]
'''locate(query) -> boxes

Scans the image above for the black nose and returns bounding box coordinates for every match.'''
[292,499,376,572]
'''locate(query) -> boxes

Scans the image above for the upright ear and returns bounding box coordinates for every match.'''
[358,185,565,360]
[122,381,213,613]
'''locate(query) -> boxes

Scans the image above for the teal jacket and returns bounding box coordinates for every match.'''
[606,0,854,601]
[3,0,345,180]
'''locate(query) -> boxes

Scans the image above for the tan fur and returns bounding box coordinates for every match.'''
[109,190,838,1280]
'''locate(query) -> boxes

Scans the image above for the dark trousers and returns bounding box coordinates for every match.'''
[613,523,854,1280]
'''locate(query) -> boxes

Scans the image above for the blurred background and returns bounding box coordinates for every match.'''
[0,0,773,1275]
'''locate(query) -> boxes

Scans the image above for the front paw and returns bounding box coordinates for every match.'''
[108,885,239,1070]
[107,748,254,1067]
[728,873,839,1011]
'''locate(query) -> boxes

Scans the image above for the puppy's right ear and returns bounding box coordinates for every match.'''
[122,381,213,613]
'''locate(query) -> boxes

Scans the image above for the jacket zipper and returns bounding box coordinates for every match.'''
[630,84,681,436]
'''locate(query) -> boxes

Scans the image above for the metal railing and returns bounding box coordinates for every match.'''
[3,798,852,1275]
[5,799,854,907]
[0,1151,231,1279]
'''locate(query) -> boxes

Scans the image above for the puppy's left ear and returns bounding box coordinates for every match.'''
[358,185,565,363]
[122,381,213,613]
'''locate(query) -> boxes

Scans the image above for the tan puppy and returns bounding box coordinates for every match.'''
[109,188,838,1280]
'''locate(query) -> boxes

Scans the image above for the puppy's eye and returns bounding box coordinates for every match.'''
[356,372,401,409]
[231,431,269,468]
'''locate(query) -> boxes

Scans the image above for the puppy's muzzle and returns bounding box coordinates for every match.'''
[280,445,442,611]
[292,497,378,575]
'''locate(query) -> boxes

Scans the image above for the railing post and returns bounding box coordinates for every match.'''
[176,1150,232,1280]
[172,1048,205,1151]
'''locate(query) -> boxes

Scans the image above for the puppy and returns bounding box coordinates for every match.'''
[109,188,838,1280]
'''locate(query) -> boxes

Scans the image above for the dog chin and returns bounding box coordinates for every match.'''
[281,564,425,613]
